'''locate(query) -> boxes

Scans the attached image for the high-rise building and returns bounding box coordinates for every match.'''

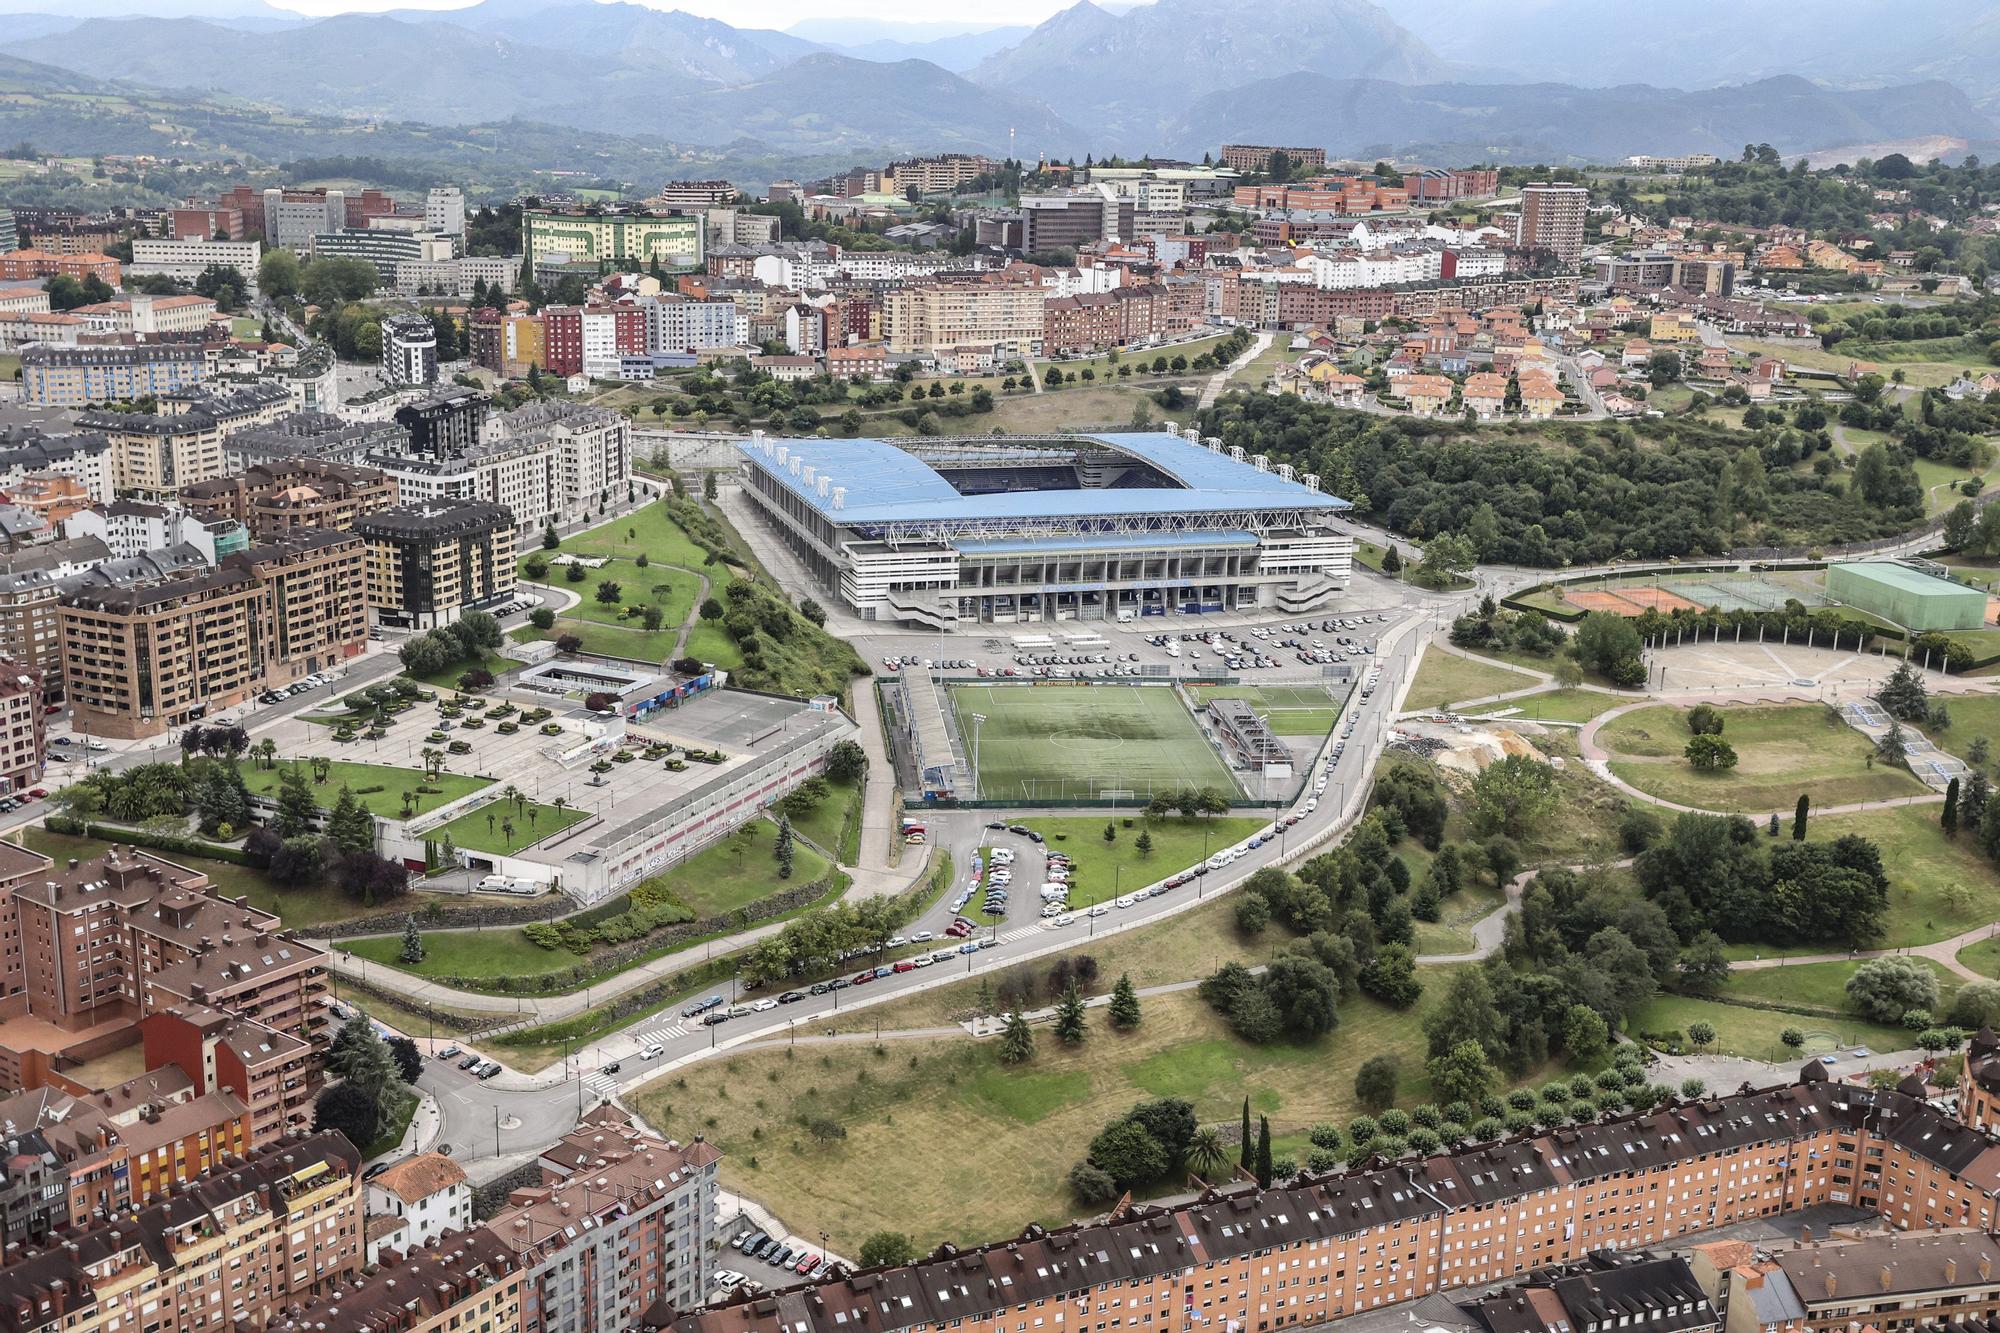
[1517,181,1590,265]
[237,529,368,685]
[425,185,468,241]
[355,499,516,630]
[0,209,16,254]
[1018,186,1135,253]
[652,180,739,209]
[382,312,440,386]
[395,386,489,456]
[541,304,646,377]
[310,228,454,287]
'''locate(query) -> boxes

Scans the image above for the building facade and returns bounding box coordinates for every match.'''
[355,500,517,630]
[21,344,206,409]
[1517,182,1590,265]
[382,313,441,386]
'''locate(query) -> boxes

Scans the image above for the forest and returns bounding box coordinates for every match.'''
[1197,395,1926,563]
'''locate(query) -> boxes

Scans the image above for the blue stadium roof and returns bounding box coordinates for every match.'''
[736,433,1346,526]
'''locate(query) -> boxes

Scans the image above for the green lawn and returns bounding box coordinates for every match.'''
[1413,882,1507,955]
[1404,647,1537,711]
[347,925,568,982]
[540,500,730,577]
[1630,990,1918,1063]
[642,819,829,918]
[558,567,702,632]
[682,621,743,670]
[1017,814,1271,906]
[951,683,1243,802]
[1719,958,1961,1013]
[1599,703,1927,811]
[1795,806,2000,952]
[430,798,590,856]
[783,777,861,863]
[401,651,513,690]
[1958,935,2000,979]
[238,760,491,820]
[1467,689,1628,724]
[510,618,681,663]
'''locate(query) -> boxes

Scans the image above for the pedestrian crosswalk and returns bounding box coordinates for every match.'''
[584,1072,620,1097]
[634,1023,689,1046]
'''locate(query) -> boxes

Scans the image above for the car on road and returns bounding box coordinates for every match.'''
[458,1053,483,1070]
[476,1062,502,1079]
[893,960,917,973]
[601,1061,621,1075]
[777,990,807,1004]
[751,997,779,1011]
[640,1044,666,1059]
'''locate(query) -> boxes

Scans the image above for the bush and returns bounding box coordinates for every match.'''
[1068,1161,1118,1206]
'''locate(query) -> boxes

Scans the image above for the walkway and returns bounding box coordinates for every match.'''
[1200,332,1272,409]
[1730,920,2000,985]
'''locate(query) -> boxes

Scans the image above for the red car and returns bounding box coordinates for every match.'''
[851,970,875,986]
[892,960,917,973]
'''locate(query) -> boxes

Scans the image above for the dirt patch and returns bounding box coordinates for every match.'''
[1393,719,1549,775]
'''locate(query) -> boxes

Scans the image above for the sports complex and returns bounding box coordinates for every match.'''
[1525,559,1997,633]
[735,428,1356,629]
[896,677,1348,804]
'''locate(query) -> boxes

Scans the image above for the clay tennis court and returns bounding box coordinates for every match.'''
[1565,587,1703,616]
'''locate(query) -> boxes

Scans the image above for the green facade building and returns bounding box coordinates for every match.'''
[522,209,703,275]
[1825,561,1988,631]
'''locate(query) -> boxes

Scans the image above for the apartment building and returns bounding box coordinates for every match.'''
[675,1065,2000,1333]
[141,1001,321,1145]
[523,209,702,277]
[426,186,467,239]
[1450,1254,1719,1333]
[0,251,121,285]
[311,228,455,289]
[0,1072,253,1229]
[71,295,218,337]
[1221,144,1328,174]
[181,459,396,539]
[884,280,1045,358]
[169,206,246,241]
[491,400,630,516]
[0,541,110,691]
[223,412,407,474]
[643,295,747,353]
[1403,168,1502,201]
[395,252,524,298]
[884,155,995,196]
[7,476,90,528]
[366,1152,473,1260]
[1517,182,1591,265]
[58,565,269,739]
[396,387,489,457]
[542,304,646,378]
[1020,187,1135,253]
[1234,179,1411,214]
[78,407,229,496]
[21,344,206,409]
[235,530,367,686]
[653,180,740,208]
[371,440,555,534]
[0,429,113,506]
[355,500,516,630]
[483,1106,720,1333]
[382,313,440,387]
[1041,284,1195,354]
[0,658,45,797]
[0,1132,362,1333]
[127,236,261,287]
[62,500,241,562]
[253,1229,525,1333]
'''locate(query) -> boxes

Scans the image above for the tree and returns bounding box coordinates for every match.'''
[1686,1020,1717,1051]
[1877,662,1929,722]
[699,597,724,620]
[1946,776,1962,837]
[269,836,326,888]
[1089,1118,1167,1189]
[312,1082,380,1149]
[859,1233,915,1268]
[387,1035,424,1083]
[1469,754,1560,839]
[1416,532,1477,588]
[1135,829,1153,856]
[1780,1027,1806,1049]
[774,816,795,879]
[272,765,319,838]
[327,786,373,854]
[1380,543,1402,574]
[1794,794,1810,841]
[825,740,867,783]
[1427,1040,1494,1107]
[259,248,302,300]
[998,1011,1035,1063]
[1685,704,1725,736]
[1684,735,1739,771]
[1360,943,1421,1007]
[1573,612,1644,679]
[1846,955,1940,1023]
[1677,931,1731,993]
[1354,1054,1400,1110]
[1053,982,1088,1044]
[1188,1128,1227,1179]
[1254,1116,1273,1188]
[1108,974,1142,1029]
[399,916,426,964]
[1564,1005,1611,1063]
[595,580,622,605]
[1239,1097,1253,1171]
[1876,724,1909,770]
[1068,1161,1118,1205]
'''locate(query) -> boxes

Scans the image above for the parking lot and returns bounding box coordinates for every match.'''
[716,1222,841,1297]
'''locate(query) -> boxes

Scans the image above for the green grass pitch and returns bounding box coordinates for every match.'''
[949,683,1243,802]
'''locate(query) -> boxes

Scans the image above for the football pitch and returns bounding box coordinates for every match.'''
[1187,684,1344,736]
[950,683,1243,802]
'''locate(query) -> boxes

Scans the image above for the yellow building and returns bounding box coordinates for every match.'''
[884,280,1045,358]
[1649,311,1700,343]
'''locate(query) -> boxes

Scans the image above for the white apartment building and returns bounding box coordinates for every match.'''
[425,187,467,241]
[394,253,523,298]
[0,283,50,315]
[129,237,263,288]
[642,296,747,352]
[365,1153,471,1263]
[63,501,234,560]
[1304,246,1445,290]
[748,245,971,290]
[371,439,556,533]
[1039,265,1123,298]
[491,401,631,519]
[0,431,113,505]
[74,294,219,335]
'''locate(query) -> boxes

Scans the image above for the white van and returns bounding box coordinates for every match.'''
[479,875,540,895]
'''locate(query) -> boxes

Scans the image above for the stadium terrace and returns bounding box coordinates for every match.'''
[735,430,1356,628]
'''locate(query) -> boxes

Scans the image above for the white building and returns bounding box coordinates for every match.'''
[490,400,632,518]
[129,237,263,289]
[642,296,746,352]
[0,431,113,505]
[372,438,556,532]
[381,313,439,386]
[1039,265,1123,298]
[73,294,219,335]
[63,500,237,560]
[1304,245,1445,290]
[365,1152,471,1263]
[425,186,467,242]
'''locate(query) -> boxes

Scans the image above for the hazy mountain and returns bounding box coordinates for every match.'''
[0,51,114,94]
[387,0,818,81]
[4,15,640,125]
[1170,73,2000,164]
[972,0,1451,147]
[546,52,1084,156]
[816,27,1033,73]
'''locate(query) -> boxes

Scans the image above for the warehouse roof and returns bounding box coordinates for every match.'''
[1829,561,1985,597]
[737,432,1345,526]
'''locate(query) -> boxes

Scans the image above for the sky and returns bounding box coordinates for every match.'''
[258,0,1079,24]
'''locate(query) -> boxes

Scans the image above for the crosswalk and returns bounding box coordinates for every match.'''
[634,1022,690,1045]
[584,1071,620,1097]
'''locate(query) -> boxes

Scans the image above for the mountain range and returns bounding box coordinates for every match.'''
[2,0,1998,167]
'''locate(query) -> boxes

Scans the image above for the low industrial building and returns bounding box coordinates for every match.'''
[1826,561,1989,632]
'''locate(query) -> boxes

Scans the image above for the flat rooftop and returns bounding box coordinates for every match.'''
[738,432,1348,526]
[1831,560,1985,596]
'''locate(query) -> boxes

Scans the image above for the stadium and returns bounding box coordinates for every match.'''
[735,429,1355,628]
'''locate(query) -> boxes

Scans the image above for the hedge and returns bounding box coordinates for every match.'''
[41,816,252,865]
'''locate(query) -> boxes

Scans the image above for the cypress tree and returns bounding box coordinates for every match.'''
[1239,1098,1252,1170]
[1944,777,1961,837]
[1793,793,1810,841]
[1255,1116,1273,1188]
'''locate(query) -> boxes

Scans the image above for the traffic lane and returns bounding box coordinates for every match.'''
[420,1055,583,1161]
[599,648,1408,1079]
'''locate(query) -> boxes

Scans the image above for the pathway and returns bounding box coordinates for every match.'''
[667,565,711,661]
[1200,332,1273,409]
[1729,920,2000,985]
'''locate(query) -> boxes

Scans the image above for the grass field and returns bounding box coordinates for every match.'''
[1631,987,1921,1063]
[1958,935,2000,979]
[650,818,829,918]
[1467,689,1627,724]
[1599,703,1928,811]
[628,981,1462,1253]
[12,827,372,929]
[1013,814,1269,906]
[430,798,591,856]
[1188,683,1345,736]
[783,777,861,863]
[401,651,514,690]
[1404,648,1537,711]
[559,567,702,633]
[1803,806,2000,952]
[1413,882,1507,956]
[239,759,490,819]
[951,683,1242,802]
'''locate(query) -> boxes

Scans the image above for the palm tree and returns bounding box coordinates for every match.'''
[528,808,538,831]
[486,811,496,835]
[1188,1128,1227,1180]
[501,818,516,847]
[309,755,331,785]
[501,784,524,815]
[256,738,277,771]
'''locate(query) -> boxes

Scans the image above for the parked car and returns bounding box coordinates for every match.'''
[436,1045,462,1061]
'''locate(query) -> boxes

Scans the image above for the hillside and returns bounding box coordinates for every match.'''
[1169,73,2000,163]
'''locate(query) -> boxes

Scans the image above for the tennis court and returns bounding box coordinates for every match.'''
[1661,575,1823,613]
[950,683,1244,802]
